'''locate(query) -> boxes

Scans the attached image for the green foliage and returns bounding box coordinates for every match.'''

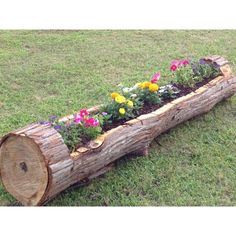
[171,59,221,87]
[102,97,140,122]
[102,82,163,124]
[136,85,162,105]
[82,125,103,142]
[172,64,196,87]
[102,85,143,122]
[158,85,180,100]
[49,114,103,152]
[192,60,221,80]
[56,122,83,151]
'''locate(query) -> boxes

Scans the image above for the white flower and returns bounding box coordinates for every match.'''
[133,83,140,89]
[131,94,137,98]
[122,87,131,93]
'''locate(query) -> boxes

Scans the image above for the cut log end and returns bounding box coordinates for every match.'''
[0,135,49,206]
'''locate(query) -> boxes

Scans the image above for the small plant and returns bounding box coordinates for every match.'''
[170,59,197,87]
[158,84,180,100]
[40,110,103,152]
[170,58,221,87]
[102,72,162,123]
[102,90,141,122]
[136,72,162,105]
[191,58,221,80]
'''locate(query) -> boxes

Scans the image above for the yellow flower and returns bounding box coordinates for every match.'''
[140,81,151,89]
[111,92,120,99]
[149,83,159,92]
[119,108,126,115]
[115,95,126,104]
[127,100,134,108]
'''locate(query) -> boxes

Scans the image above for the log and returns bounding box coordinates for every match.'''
[0,56,235,206]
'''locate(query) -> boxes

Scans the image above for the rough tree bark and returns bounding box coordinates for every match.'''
[0,56,235,206]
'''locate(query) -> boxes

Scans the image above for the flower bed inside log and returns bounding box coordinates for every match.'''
[0,55,235,206]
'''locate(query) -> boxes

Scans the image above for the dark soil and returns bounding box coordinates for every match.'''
[103,76,217,132]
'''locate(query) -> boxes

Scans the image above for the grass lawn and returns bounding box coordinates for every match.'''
[0,30,235,206]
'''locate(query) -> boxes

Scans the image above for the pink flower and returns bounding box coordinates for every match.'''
[170,60,179,71]
[179,59,189,66]
[93,119,99,127]
[74,114,83,124]
[171,60,179,66]
[150,72,161,83]
[85,118,99,127]
[80,109,89,117]
[170,59,189,71]
[170,64,177,71]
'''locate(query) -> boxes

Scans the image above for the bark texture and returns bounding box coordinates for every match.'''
[0,56,235,206]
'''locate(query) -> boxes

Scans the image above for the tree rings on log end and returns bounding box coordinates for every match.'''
[0,135,48,206]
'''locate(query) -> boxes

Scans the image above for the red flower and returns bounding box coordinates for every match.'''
[80,109,89,117]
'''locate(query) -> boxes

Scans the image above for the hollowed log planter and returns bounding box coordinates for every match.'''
[0,56,236,206]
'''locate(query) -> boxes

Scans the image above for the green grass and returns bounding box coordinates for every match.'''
[0,30,235,206]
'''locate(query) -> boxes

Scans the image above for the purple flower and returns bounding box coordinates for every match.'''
[213,62,220,69]
[102,112,108,116]
[54,125,62,130]
[199,59,206,65]
[39,121,51,125]
[191,61,199,73]
[49,115,57,121]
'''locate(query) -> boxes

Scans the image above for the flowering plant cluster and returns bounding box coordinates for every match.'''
[102,71,179,124]
[39,57,220,152]
[136,72,161,105]
[170,58,221,87]
[192,58,220,80]
[40,109,104,152]
[102,86,142,121]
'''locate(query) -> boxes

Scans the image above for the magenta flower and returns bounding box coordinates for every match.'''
[74,114,83,124]
[85,118,99,127]
[170,60,179,71]
[170,64,178,71]
[179,59,189,66]
[170,59,189,71]
[150,72,161,83]
[93,119,99,127]
[80,109,89,117]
